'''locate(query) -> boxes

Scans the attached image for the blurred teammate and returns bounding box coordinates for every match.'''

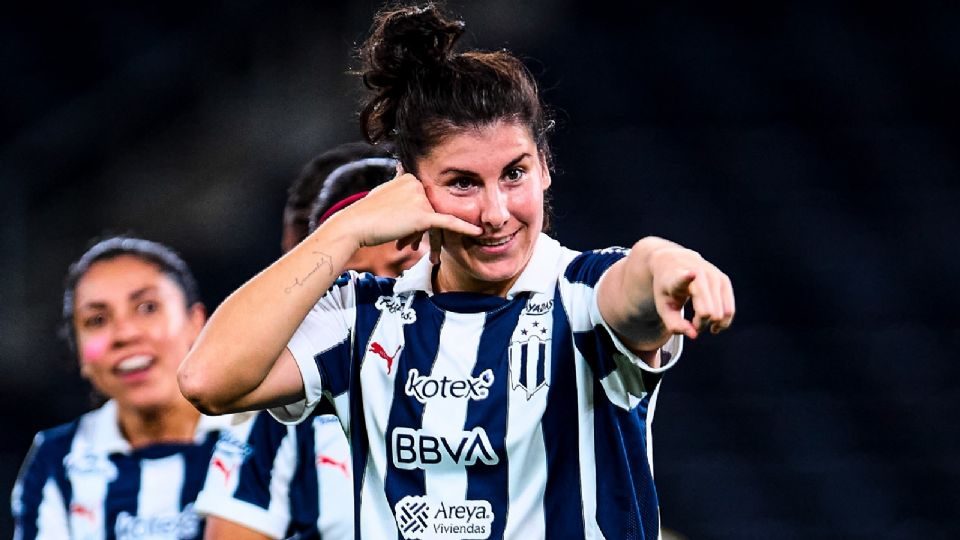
[12,236,229,540]
[195,142,425,540]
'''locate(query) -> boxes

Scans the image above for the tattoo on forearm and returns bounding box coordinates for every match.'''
[284,251,334,294]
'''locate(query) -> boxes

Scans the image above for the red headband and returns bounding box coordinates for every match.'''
[317,191,370,225]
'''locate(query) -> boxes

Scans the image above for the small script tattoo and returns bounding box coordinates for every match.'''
[284,251,334,294]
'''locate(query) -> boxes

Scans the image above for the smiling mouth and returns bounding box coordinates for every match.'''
[114,354,154,375]
[472,231,517,247]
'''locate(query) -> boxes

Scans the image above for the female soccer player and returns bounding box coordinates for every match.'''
[179,4,735,539]
[13,237,231,539]
[196,142,424,540]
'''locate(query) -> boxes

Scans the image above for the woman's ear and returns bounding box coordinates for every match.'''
[540,154,552,190]
[188,303,207,339]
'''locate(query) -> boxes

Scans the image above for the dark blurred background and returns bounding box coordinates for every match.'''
[3,1,958,538]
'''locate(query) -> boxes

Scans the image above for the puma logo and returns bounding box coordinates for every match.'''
[316,454,349,477]
[211,457,234,484]
[369,342,402,374]
[70,503,96,522]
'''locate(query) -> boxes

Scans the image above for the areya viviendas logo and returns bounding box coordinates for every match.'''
[395,496,493,539]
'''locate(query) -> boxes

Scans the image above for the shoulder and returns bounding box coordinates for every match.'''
[29,417,83,464]
[317,270,398,308]
[562,246,630,287]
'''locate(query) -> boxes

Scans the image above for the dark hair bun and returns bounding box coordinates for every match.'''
[361,4,464,92]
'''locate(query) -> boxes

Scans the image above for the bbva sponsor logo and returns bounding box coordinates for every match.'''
[392,427,499,469]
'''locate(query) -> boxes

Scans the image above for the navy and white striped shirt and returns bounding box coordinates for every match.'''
[12,399,231,540]
[194,402,353,539]
[271,234,682,540]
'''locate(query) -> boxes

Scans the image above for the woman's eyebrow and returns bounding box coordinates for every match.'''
[438,153,530,177]
[129,286,158,301]
[500,153,530,174]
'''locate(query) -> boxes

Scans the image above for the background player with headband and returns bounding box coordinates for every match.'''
[179,3,735,539]
[13,236,231,540]
[196,142,425,540]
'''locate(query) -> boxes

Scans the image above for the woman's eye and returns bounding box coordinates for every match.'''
[505,168,525,181]
[138,301,159,315]
[83,314,106,328]
[451,177,474,190]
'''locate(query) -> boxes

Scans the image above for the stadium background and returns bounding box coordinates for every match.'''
[2,1,958,538]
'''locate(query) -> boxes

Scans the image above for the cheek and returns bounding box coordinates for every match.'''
[508,190,540,221]
[80,334,110,364]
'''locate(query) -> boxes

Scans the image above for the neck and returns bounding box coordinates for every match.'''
[433,255,520,298]
[117,397,201,449]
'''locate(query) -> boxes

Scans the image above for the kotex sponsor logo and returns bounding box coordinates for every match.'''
[404,368,494,404]
[392,427,499,469]
[115,502,200,540]
[395,496,493,539]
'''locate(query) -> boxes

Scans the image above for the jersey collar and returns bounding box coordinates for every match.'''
[393,233,563,300]
[79,399,235,454]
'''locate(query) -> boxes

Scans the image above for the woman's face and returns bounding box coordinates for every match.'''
[417,120,551,296]
[72,255,205,412]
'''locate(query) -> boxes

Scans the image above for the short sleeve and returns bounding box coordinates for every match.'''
[591,268,683,375]
[561,247,683,411]
[268,273,358,425]
[194,413,297,539]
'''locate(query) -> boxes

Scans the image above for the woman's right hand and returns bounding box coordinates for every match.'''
[330,173,481,262]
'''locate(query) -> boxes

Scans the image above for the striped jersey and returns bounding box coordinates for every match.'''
[270,234,682,540]
[194,402,353,539]
[12,399,231,540]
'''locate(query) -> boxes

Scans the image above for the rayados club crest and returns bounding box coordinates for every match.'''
[508,321,551,400]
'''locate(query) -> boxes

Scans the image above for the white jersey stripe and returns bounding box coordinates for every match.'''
[139,455,185,516]
[267,426,297,522]
[35,478,69,540]
[421,310,484,501]
[360,302,404,540]
[66,428,109,540]
[503,292,553,538]
[576,345,601,538]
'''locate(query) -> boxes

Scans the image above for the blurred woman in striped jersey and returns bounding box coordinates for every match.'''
[13,236,231,540]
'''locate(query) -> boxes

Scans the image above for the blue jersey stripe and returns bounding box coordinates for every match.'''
[290,419,321,535]
[234,413,286,509]
[349,285,384,539]
[315,340,352,398]
[542,287,587,538]
[563,249,628,287]
[182,433,218,510]
[383,294,441,511]
[465,294,527,539]
[106,454,141,540]
[574,325,620,380]
[15,422,79,540]
[593,380,659,540]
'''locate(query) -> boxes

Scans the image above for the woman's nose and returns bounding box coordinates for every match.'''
[480,186,509,229]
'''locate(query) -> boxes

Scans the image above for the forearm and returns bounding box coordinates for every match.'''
[598,237,678,354]
[178,215,360,414]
